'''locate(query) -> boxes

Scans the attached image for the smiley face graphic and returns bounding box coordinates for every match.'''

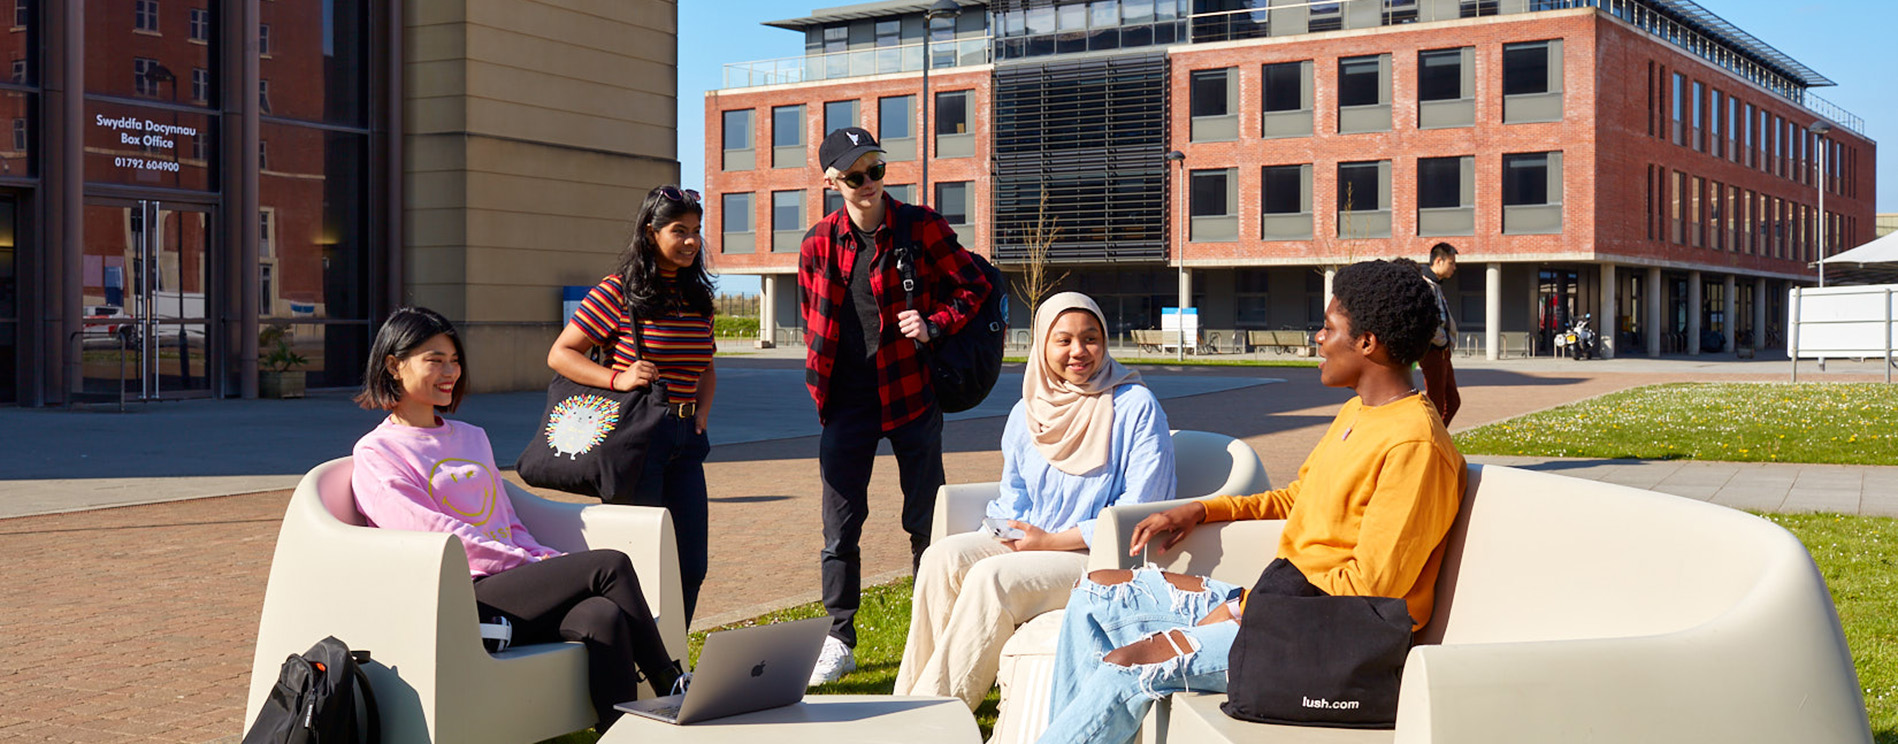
[429,458,499,525]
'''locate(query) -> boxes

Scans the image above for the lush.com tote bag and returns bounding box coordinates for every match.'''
[1220,558,1414,729]
[517,299,669,505]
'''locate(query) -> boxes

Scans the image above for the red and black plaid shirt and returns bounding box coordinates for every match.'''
[799,194,991,431]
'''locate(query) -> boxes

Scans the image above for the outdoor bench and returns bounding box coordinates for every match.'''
[1246,329,1315,356]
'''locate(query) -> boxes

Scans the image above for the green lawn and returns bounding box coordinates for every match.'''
[1454,382,1898,465]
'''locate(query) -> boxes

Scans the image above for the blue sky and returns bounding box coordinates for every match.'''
[679,1,1897,296]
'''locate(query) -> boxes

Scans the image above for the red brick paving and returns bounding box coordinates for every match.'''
[0,366,1746,741]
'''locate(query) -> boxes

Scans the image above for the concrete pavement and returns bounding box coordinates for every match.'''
[3,350,1896,743]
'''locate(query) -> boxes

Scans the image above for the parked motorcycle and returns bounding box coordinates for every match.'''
[1553,313,1598,360]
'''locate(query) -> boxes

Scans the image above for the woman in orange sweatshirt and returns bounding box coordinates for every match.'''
[1037,259,1467,744]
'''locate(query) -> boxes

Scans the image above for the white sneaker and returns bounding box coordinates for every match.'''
[807,635,855,686]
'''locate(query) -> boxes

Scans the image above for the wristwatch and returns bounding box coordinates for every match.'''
[925,320,943,342]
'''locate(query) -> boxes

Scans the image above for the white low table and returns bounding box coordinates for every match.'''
[598,695,980,744]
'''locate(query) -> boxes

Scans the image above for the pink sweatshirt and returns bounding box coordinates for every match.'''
[351,416,560,577]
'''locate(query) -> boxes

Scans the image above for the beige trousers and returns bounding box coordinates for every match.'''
[892,531,1089,708]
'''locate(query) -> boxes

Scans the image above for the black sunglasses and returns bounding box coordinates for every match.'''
[837,162,887,189]
[657,186,701,204]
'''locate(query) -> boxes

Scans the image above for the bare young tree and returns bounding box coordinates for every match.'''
[1012,187,1070,316]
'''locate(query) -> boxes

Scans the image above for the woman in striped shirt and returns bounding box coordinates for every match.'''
[547,184,718,622]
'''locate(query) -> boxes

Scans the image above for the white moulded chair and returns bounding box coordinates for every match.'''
[243,456,688,743]
[926,430,1271,744]
[1108,464,1872,744]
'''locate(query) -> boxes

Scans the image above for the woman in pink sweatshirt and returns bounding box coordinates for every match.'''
[349,306,683,732]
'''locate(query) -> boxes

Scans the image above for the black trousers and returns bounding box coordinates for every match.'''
[626,412,711,624]
[472,549,677,730]
[818,397,945,648]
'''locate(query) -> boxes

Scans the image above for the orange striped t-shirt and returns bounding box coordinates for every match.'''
[568,272,714,403]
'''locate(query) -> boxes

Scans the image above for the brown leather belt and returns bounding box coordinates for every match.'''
[666,401,697,419]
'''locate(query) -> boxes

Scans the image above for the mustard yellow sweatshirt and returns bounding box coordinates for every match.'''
[1202,393,1466,629]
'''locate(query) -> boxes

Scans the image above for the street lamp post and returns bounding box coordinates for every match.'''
[920,0,961,206]
[1165,149,1186,362]
[1812,120,1832,287]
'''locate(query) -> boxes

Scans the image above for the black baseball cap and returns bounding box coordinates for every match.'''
[819,127,885,173]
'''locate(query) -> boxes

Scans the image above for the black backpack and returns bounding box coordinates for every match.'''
[898,241,1008,414]
[244,636,381,744]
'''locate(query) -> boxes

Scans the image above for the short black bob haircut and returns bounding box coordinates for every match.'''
[1331,259,1440,368]
[1428,241,1459,264]
[354,306,467,413]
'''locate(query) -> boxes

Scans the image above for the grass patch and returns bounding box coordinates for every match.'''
[1455,382,1898,464]
[1005,355,1319,369]
[1768,512,1898,741]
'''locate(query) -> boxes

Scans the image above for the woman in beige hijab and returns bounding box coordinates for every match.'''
[894,292,1177,708]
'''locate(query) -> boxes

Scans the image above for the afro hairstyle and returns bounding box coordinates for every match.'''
[1331,258,1441,368]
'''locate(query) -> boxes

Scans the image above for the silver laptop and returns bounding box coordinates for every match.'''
[614,617,829,725]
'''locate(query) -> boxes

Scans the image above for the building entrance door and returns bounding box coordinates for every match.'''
[81,198,215,400]
[0,192,18,404]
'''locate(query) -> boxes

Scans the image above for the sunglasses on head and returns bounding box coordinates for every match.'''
[657,186,701,204]
[837,162,886,189]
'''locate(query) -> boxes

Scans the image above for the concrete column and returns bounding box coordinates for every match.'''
[1322,266,1336,314]
[1599,262,1617,359]
[757,274,778,348]
[1722,274,1738,354]
[1485,262,1501,360]
[1753,276,1769,351]
[1687,270,1703,356]
[1646,266,1663,356]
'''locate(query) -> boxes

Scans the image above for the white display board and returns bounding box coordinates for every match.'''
[1160,307,1199,351]
[1788,284,1897,382]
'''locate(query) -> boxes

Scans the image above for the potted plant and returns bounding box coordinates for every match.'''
[259,324,309,399]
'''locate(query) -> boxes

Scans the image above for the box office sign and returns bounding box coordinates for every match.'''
[86,102,216,191]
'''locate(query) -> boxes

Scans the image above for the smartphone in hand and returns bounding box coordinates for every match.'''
[981,517,1027,541]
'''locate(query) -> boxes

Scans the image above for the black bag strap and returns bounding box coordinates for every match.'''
[612,273,650,363]
[349,650,381,744]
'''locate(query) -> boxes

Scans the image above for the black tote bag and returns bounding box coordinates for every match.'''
[1220,558,1415,729]
[516,298,670,505]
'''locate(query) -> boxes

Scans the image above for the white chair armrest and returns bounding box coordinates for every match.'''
[1090,500,1286,584]
[931,482,1002,543]
[507,486,686,660]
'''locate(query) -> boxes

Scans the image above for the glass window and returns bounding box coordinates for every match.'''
[771,190,802,233]
[133,58,162,96]
[936,181,971,225]
[258,79,271,113]
[885,184,913,203]
[1503,41,1552,96]
[256,122,371,384]
[1503,153,1555,205]
[1190,169,1232,218]
[1338,56,1382,107]
[723,193,754,233]
[15,0,27,28]
[259,0,369,126]
[772,105,802,148]
[825,189,844,216]
[936,90,969,135]
[880,95,914,139]
[722,109,753,150]
[1261,165,1304,214]
[10,59,22,84]
[1262,61,1306,112]
[189,8,210,41]
[259,23,271,55]
[190,67,209,103]
[824,100,858,135]
[1190,68,1230,117]
[1309,1,1342,32]
[1418,157,1467,209]
[875,19,901,73]
[1671,72,1684,144]
[1338,161,1383,211]
[1418,48,1465,101]
[12,117,26,152]
[135,0,158,32]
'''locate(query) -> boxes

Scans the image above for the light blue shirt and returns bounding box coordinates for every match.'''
[987,383,1176,548]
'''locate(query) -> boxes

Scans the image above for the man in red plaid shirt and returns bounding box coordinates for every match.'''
[799,126,992,685]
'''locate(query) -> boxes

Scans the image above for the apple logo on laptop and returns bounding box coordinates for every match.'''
[751,661,767,677]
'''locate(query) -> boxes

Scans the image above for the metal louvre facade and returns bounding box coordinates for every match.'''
[992,52,1171,264]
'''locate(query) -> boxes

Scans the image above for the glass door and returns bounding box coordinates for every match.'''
[81,198,214,399]
[0,193,16,404]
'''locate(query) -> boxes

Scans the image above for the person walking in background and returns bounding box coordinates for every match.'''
[798,126,993,685]
[1418,241,1460,425]
[547,185,717,623]
[355,307,686,732]
[893,292,1175,708]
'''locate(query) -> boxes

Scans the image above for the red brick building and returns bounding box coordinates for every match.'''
[706,0,1875,358]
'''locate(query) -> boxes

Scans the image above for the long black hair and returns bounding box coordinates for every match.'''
[354,306,467,412]
[616,185,715,319]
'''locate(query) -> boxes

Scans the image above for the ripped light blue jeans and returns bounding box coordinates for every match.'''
[1038,567,1242,744]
